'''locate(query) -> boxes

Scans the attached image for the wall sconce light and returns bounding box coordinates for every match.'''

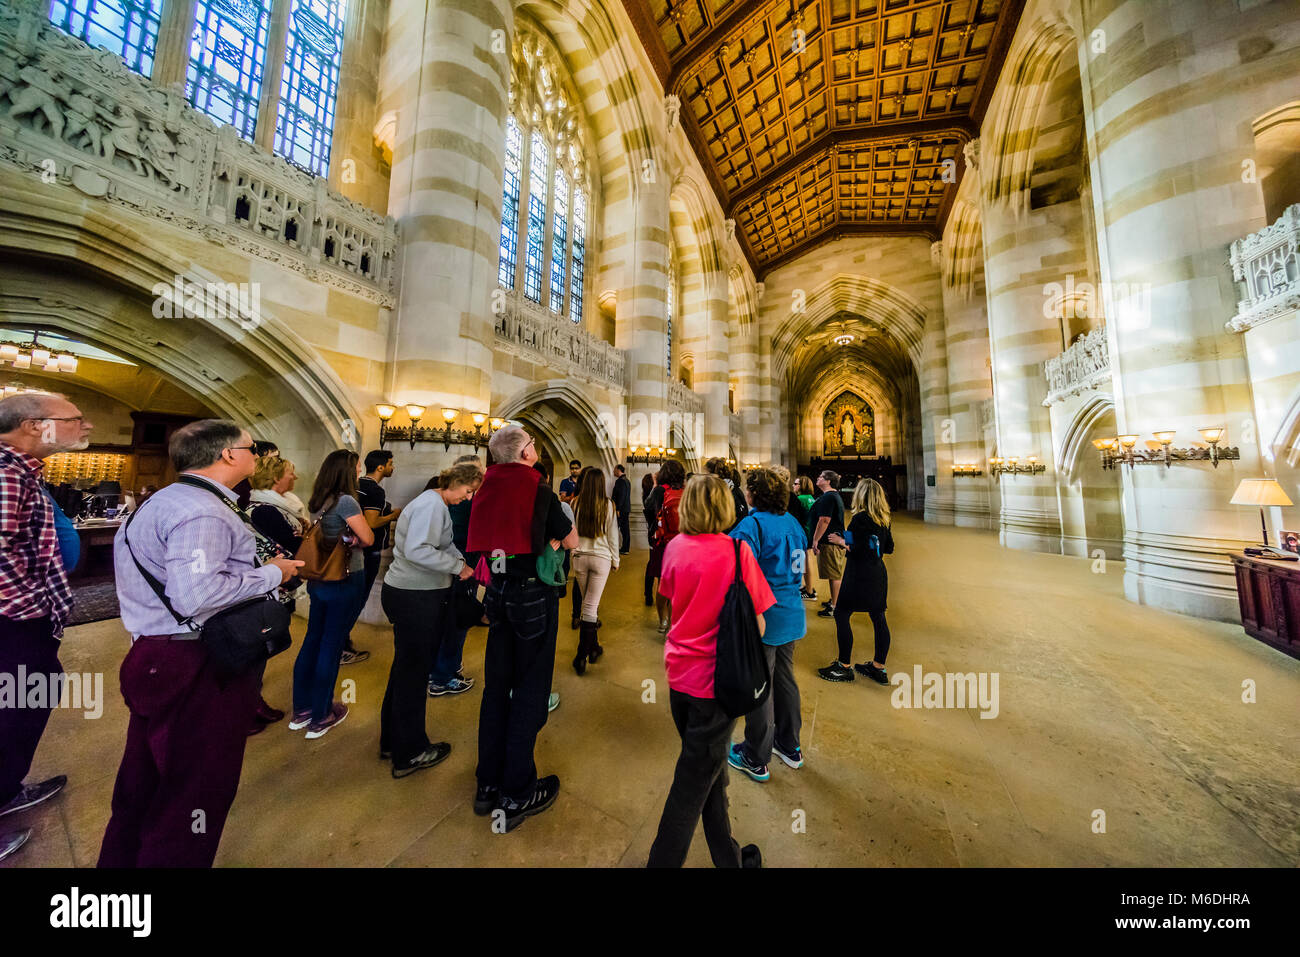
[951,463,984,477]
[377,403,497,451]
[1095,428,1239,469]
[627,446,676,465]
[990,455,1045,476]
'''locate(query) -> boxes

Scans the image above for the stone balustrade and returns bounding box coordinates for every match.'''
[1042,325,1110,405]
[0,7,397,307]
[493,288,625,391]
[1228,203,1300,332]
[668,378,704,415]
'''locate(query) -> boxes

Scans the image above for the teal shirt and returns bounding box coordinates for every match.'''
[729,510,808,645]
[43,488,80,572]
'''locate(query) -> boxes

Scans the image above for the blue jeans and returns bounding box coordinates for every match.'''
[295,570,366,721]
[429,578,473,686]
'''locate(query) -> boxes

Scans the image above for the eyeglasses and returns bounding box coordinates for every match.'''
[226,444,258,455]
[26,416,86,424]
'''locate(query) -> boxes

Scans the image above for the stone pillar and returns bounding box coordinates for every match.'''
[971,135,1065,553]
[614,173,670,544]
[1078,0,1289,621]
[152,0,197,90]
[936,236,995,528]
[329,0,389,212]
[699,260,731,459]
[253,0,292,151]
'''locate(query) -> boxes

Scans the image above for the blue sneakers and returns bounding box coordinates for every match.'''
[428,676,475,697]
[728,743,771,782]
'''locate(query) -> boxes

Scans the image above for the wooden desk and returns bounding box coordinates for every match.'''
[1230,552,1300,660]
[68,521,122,583]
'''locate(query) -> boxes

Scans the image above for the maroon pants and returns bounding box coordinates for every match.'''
[98,637,260,868]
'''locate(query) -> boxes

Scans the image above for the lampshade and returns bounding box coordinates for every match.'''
[375,403,396,421]
[1152,430,1176,445]
[471,412,487,426]
[1230,479,1293,508]
[490,417,504,431]
[1118,435,1138,448]
[404,404,425,420]
[441,407,459,423]
[1199,427,1225,443]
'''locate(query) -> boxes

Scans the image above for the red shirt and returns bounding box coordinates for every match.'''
[658,533,776,698]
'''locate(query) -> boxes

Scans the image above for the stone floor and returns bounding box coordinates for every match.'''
[6,515,1298,867]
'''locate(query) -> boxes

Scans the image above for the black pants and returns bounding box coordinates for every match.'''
[617,510,630,553]
[647,690,742,868]
[379,583,450,766]
[0,615,60,807]
[834,605,890,664]
[742,642,802,764]
[571,578,582,622]
[475,579,559,802]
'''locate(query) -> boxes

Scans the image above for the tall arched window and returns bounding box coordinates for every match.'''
[497,26,593,325]
[49,0,162,76]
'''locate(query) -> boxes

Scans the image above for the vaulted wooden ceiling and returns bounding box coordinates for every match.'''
[622,0,1025,277]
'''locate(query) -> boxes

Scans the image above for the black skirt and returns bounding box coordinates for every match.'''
[835,514,893,614]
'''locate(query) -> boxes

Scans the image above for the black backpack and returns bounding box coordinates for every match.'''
[713,539,771,718]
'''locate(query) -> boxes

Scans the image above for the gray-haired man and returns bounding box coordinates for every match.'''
[98,419,301,867]
[0,391,93,863]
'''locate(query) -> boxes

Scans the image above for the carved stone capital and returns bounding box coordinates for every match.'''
[930,240,944,269]
[664,94,681,134]
[962,137,980,173]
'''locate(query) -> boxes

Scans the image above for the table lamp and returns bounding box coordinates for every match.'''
[1230,478,1293,548]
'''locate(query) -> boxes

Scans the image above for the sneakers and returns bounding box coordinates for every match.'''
[548,692,560,712]
[0,829,30,863]
[773,743,804,769]
[304,702,349,739]
[741,843,763,868]
[800,590,819,602]
[855,662,889,685]
[728,743,770,783]
[428,676,475,696]
[0,776,66,818]
[657,619,669,633]
[392,742,452,779]
[816,605,836,618]
[340,648,370,666]
[499,775,560,832]
[287,708,313,731]
[817,661,855,682]
[473,784,500,816]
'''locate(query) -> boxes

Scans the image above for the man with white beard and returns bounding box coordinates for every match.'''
[0,391,94,862]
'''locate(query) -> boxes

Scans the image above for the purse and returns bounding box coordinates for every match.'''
[294,503,350,582]
[452,577,486,630]
[123,480,292,679]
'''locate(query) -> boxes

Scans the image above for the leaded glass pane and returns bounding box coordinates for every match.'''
[570,189,586,326]
[186,0,271,140]
[549,167,568,315]
[275,0,346,176]
[498,114,522,289]
[523,131,548,304]
[49,0,162,76]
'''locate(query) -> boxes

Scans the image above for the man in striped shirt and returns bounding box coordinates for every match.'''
[0,391,93,863]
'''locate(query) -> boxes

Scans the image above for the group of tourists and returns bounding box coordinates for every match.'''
[0,389,897,868]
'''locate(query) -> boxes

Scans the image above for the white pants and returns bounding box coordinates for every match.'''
[572,552,612,623]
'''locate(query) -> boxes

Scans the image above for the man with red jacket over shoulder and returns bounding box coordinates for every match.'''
[467,425,577,832]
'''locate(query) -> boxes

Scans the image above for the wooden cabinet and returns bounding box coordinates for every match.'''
[1230,553,1300,660]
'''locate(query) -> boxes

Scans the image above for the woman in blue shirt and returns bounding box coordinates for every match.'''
[726,465,809,782]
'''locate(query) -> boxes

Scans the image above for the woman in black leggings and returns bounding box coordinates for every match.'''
[817,478,894,684]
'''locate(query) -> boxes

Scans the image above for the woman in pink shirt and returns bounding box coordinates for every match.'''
[647,474,776,868]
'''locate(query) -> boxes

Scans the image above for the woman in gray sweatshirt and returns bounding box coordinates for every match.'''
[379,462,482,778]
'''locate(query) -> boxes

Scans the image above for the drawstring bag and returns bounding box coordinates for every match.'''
[713,539,771,718]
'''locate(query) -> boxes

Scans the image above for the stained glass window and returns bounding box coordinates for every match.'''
[498,115,522,289]
[570,189,586,325]
[49,0,163,76]
[549,167,568,314]
[186,0,271,140]
[523,131,549,304]
[275,0,346,176]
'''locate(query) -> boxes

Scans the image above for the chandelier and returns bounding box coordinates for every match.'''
[0,333,79,374]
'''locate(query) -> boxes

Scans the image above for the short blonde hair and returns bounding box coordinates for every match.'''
[439,461,484,491]
[251,456,294,490]
[678,473,735,535]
